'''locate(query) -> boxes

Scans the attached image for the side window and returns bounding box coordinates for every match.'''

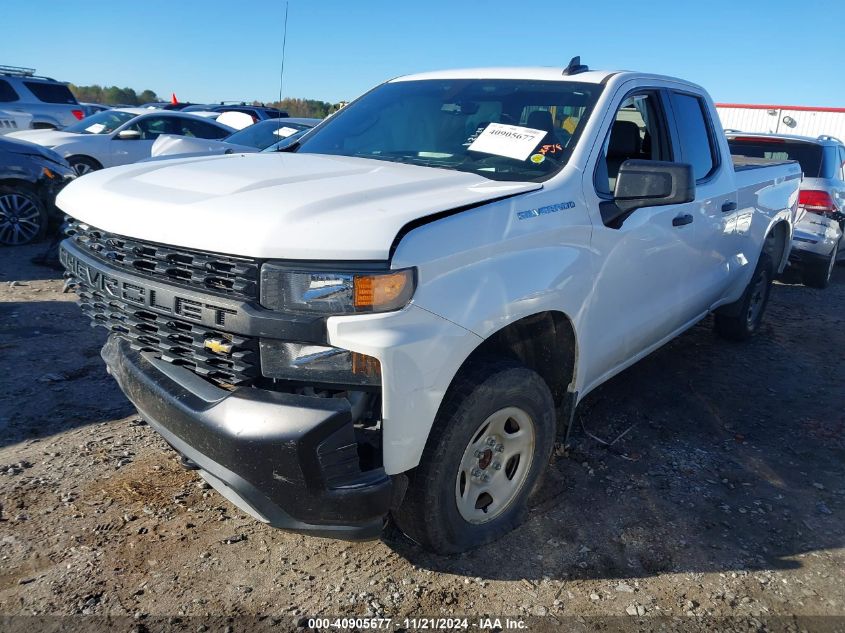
[594,92,670,196]
[178,118,229,139]
[127,116,176,140]
[0,79,20,102]
[23,81,77,104]
[669,92,717,181]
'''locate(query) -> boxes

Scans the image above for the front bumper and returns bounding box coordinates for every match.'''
[102,336,393,540]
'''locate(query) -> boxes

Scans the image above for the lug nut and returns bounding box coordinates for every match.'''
[492,462,502,470]
[474,450,485,458]
[481,473,490,482]
[494,444,505,453]
[471,468,484,478]
[486,437,497,447]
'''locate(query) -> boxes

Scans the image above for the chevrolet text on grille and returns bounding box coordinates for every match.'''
[61,248,237,327]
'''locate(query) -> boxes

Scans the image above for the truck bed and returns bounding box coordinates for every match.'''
[731,155,797,172]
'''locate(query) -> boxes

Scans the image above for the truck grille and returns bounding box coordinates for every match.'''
[66,220,259,302]
[74,276,259,389]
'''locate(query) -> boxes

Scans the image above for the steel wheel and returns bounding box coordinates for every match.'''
[455,406,536,524]
[0,191,43,245]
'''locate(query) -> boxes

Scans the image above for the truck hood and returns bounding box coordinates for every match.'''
[57,152,541,260]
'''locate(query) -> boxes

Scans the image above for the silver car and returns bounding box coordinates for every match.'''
[728,132,844,288]
[0,65,84,130]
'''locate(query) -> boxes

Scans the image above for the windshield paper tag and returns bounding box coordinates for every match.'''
[274,126,299,138]
[85,123,106,134]
[467,123,548,160]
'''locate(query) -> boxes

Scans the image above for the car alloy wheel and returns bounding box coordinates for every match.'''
[0,191,43,245]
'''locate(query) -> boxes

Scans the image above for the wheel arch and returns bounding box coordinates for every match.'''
[444,310,578,434]
[765,219,790,274]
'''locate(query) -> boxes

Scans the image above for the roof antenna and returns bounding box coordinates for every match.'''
[563,56,589,76]
[278,1,289,106]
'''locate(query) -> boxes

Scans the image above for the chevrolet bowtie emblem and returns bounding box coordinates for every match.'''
[204,338,233,355]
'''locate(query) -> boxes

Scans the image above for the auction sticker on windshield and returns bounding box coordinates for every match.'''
[467,123,548,160]
[274,126,299,138]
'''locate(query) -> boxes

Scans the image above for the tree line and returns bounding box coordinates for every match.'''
[69,84,159,106]
[263,98,337,118]
[68,85,339,118]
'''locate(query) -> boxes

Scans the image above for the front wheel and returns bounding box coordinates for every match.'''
[714,253,773,341]
[67,156,102,177]
[391,359,556,554]
[0,185,48,246]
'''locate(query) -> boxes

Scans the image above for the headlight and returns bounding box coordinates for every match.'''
[260,265,415,315]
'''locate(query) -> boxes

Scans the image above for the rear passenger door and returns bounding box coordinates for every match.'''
[665,90,739,314]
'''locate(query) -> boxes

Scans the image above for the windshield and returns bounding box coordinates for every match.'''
[227,120,312,150]
[262,128,310,152]
[64,110,136,135]
[295,79,601,182]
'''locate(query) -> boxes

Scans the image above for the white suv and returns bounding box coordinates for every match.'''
[728,133,844,288]
[0,65,84,130]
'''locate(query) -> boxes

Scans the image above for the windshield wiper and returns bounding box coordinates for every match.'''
[276,141,301,153]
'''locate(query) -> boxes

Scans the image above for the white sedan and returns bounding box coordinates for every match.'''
[8,108,234,175]
[151,117,319,158]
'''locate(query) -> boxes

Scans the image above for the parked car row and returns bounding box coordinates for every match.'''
[8,108,236,175]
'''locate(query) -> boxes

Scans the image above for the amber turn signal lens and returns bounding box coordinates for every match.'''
[351,352,381,378]
[353,270,414,311]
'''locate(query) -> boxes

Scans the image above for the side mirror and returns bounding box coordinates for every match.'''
[601,160,695,226]
[116,129,142,140]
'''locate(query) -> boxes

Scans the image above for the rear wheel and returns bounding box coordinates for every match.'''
[0,185,48,246]
[67,156,102,177]
[802,243,838,289]
[392,359,556,554]
[714,253,773,341]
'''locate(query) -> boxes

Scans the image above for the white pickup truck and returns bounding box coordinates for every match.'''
[58,61,800,554]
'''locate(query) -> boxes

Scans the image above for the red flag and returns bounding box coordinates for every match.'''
[171,93,178,105]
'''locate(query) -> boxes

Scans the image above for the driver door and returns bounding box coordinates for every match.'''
[580,90,700,385]
[111,115,174,166]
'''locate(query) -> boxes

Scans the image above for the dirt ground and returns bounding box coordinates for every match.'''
[0,242,843,632]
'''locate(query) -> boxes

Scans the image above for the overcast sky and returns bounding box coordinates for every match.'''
[3,0,842,107]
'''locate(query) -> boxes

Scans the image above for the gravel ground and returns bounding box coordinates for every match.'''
[0,242,843,632]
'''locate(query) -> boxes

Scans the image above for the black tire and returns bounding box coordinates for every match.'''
[714,253,773,341]
[0,184,48,246]
[391,358,556,554]
[67,156,102,177]
[802,243,837,289]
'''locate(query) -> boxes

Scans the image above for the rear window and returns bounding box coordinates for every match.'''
[728,138,822,177]
[24,81,77,105]
[0,79,19,102]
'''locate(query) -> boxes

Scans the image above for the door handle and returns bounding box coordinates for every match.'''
[672,213,694,227]
[721,201,737,213]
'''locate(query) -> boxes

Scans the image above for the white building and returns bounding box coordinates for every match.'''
[717,103,845,140]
